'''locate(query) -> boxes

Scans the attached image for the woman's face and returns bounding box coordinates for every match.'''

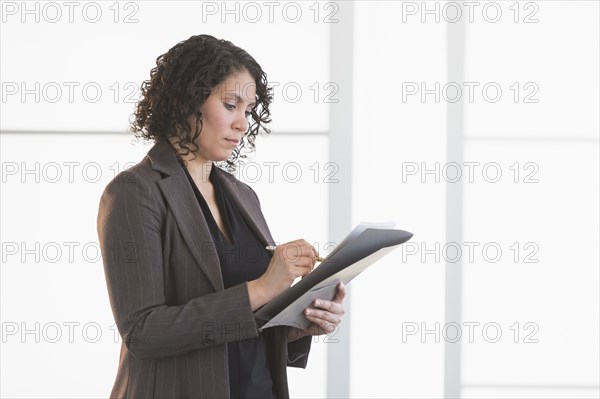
[191,69,257,163]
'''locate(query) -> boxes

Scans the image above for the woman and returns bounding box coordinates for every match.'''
[97,34,346,398]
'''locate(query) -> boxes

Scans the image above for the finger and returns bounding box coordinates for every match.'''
[312,299,345,315]
[297,239,317,263]
[291,252,316,272]
[280,242,301,262]
[309,244,320,260]
[293,264,312,278]
[301,240,317,266]
[305,308,342,325]
[303,251,316,272]
[332,282,346,303]
[282,241,316,266]
[305,314,337,333]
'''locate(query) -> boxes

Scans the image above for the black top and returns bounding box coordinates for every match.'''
[179,159,275,399]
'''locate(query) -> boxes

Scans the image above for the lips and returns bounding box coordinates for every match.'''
[225,138,240,145]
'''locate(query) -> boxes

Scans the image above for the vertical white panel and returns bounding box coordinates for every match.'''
[248,134,330,398]
[463,1,599,138]
[351,2,447,397]
[462,141,600,386]
[460,0,600,395]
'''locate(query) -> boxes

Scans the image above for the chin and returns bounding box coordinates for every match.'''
[214,152,234,162]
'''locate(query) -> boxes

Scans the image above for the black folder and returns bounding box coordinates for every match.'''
[254,224,413,330]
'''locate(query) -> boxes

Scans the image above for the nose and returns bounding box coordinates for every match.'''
[232,110,249,134]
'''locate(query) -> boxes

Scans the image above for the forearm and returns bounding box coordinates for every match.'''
[116,283,259,359]
[247,278,273,311]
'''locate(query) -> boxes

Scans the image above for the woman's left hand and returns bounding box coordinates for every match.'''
[288,282,346,340]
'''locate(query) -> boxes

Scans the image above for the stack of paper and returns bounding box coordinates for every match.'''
[254,222,413,330]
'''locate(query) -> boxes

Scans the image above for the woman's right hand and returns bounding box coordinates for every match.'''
[247,239,318,310]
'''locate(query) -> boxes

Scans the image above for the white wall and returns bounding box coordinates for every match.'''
[1,1,598,398]
[350,1,599,398]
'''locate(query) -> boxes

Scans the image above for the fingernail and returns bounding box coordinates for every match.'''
[314,300,320,307]
[305,309,311,315]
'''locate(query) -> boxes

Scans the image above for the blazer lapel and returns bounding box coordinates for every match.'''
[213,167,276,247]
[148,140,223,292]
[146,139,276,292]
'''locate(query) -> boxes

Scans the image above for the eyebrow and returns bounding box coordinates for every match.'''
[225,93,256,108]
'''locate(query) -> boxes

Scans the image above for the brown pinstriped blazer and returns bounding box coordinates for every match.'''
[97,139,311,398]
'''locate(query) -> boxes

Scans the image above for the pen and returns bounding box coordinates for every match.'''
[265,245,325,262]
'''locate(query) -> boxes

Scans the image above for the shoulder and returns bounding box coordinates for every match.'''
[101,138,182,195]
[97,155,166,215]
[101,157,152,193]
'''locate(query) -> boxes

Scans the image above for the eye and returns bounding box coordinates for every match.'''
[224,103,235,110]
[245,110,252,117]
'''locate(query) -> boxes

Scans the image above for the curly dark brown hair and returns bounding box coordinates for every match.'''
[130,34,272,172]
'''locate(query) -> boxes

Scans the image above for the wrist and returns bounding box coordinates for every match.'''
[247,278,271,311]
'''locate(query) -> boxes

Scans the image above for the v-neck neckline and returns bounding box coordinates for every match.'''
[181,162,234,246]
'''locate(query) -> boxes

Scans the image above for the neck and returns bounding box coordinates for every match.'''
[167,138,213,182]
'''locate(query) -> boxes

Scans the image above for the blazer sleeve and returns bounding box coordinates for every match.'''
[286,332,312,368]
[97,169,260,360]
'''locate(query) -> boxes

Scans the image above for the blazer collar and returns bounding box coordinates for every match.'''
[146,138,183,176]
[146,139,275,291]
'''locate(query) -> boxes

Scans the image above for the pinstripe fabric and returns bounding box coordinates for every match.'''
[97,139,311,398]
